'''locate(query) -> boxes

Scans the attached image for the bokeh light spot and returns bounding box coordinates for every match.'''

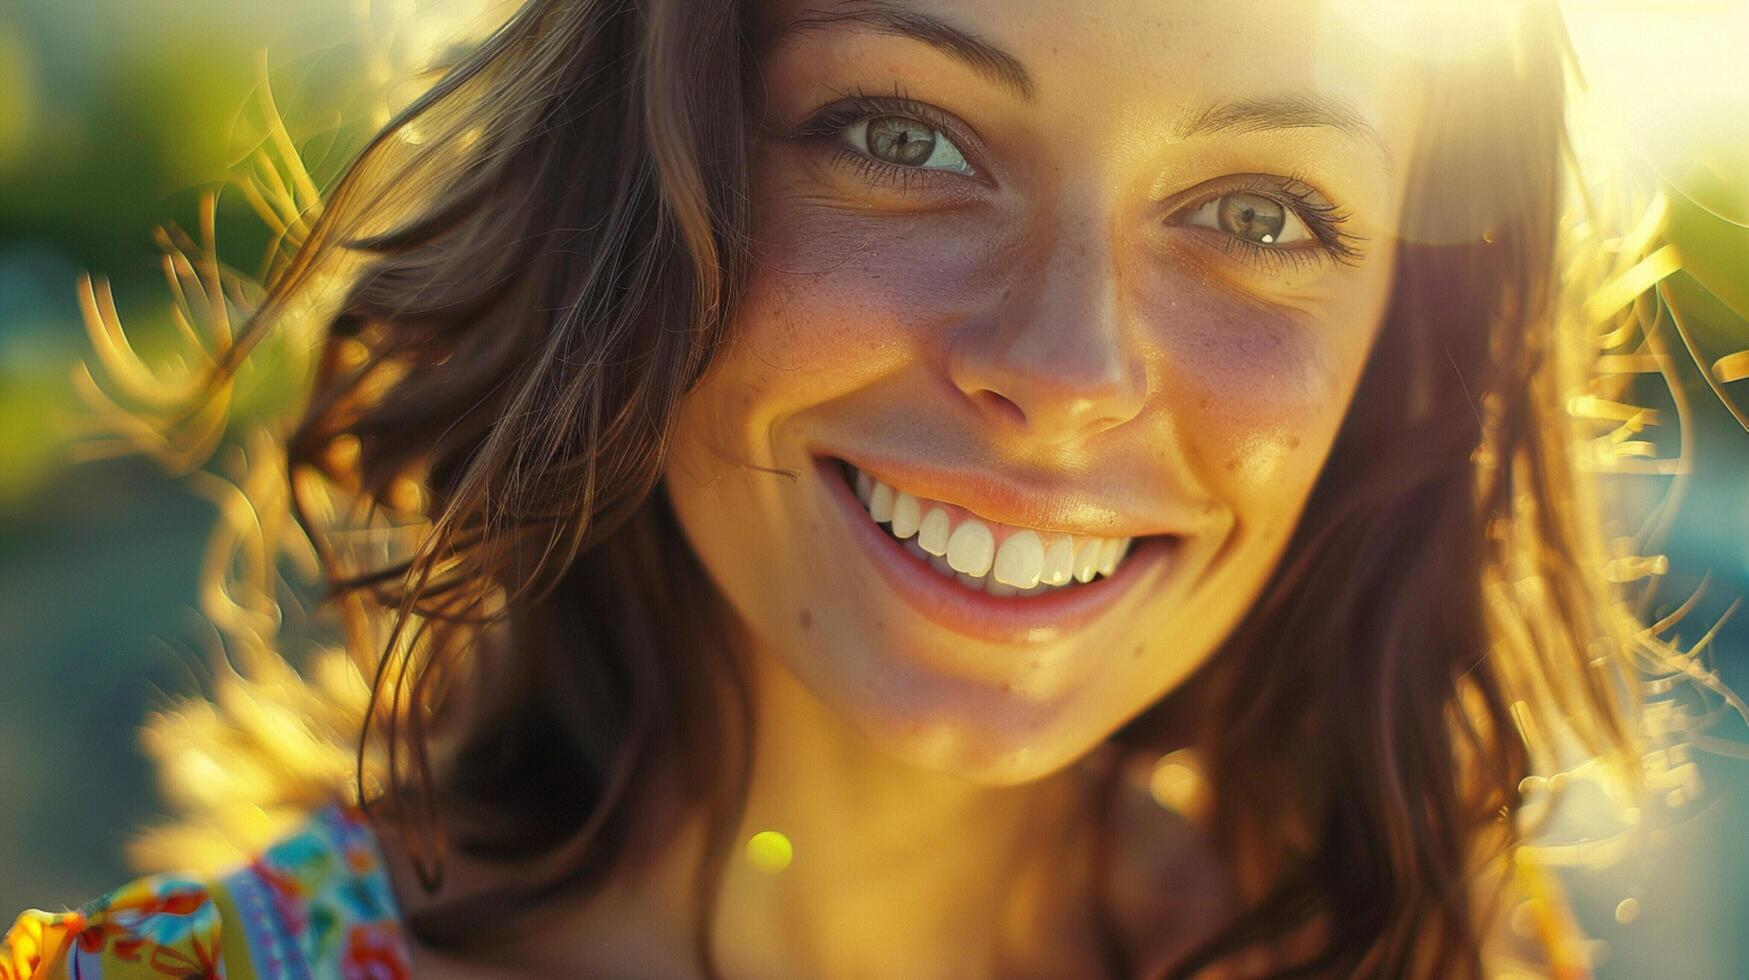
[1148,750,1206,815]
[745,830,793,875]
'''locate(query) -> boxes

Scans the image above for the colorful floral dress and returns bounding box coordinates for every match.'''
[1,805,410,980]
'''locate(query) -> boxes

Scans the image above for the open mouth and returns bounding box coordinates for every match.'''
[812,451,1190,645]
[832,458,1140,598]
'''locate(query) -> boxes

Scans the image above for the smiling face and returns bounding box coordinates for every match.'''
[663,0,1425,783]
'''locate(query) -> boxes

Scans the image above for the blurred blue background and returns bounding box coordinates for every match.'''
[1,1,1747,975]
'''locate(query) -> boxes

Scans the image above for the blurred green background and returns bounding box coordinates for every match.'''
[1,1,1748,975]
[0,0,493,908]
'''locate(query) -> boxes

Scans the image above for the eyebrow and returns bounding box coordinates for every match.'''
[765,1,1036,101]
[766,5,1391,169]
[1175,93,1393,168]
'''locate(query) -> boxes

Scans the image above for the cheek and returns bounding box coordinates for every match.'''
[722,186,1006,426]
[1135,270,1382,501]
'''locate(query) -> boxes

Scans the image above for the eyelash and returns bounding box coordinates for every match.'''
[1189,173,1367,272]
[791,82,975,194]
[791,86,1367,272]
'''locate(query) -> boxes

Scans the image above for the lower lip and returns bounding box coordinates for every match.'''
[815,456,1180,646]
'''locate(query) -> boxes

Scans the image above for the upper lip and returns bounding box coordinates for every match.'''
[815,446,1207,539]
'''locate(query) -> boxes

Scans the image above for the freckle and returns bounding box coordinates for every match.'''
[799,609,812,629]
[1224,457,1239,473]
[1286,436,1301,450]
[1132,644,1145,659]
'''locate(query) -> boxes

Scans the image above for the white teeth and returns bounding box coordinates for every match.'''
[1041,535,1074,586]
[1097,537,1130,577]
[918,507,951,556]
[992,529,1044,589]
[869,481,895,523]
[1072,538,1102,584]
[846,463,1143,597]
[946,520,995,577]
[890,492,921,539]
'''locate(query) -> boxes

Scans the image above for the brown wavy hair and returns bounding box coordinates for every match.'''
[198,0,1643,975]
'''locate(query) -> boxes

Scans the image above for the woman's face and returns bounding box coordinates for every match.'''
[665,0,1424,783]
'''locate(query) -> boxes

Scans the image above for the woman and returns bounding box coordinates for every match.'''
[4,0,1644,976]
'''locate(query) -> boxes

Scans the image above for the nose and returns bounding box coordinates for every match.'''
[948,218,1147,446]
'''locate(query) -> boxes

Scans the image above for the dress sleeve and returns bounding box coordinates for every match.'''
[5,804,412,980]
[1,874,232,980]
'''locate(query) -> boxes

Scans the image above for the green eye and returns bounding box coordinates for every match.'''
[843,115,974,175]
[1186,191,1311,246]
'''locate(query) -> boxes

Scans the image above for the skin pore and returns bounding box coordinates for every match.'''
[409,0,1425,975]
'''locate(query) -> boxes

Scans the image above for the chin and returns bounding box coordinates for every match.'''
[767,624,1124,785]
[854,704,1099,786]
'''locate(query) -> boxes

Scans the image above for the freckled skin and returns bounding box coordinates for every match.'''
[664,0,1424,785]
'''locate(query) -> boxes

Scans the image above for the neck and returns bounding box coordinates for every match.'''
[567,627,1111,978]
[707,646,1098,976]
[477,621,1116,978]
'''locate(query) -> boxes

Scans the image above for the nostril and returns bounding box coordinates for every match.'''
[969,389,1027,427]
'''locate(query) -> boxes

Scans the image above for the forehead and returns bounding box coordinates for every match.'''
[759,0,1427,167]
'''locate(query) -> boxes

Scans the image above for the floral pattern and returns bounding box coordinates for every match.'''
[2,805,409,980]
